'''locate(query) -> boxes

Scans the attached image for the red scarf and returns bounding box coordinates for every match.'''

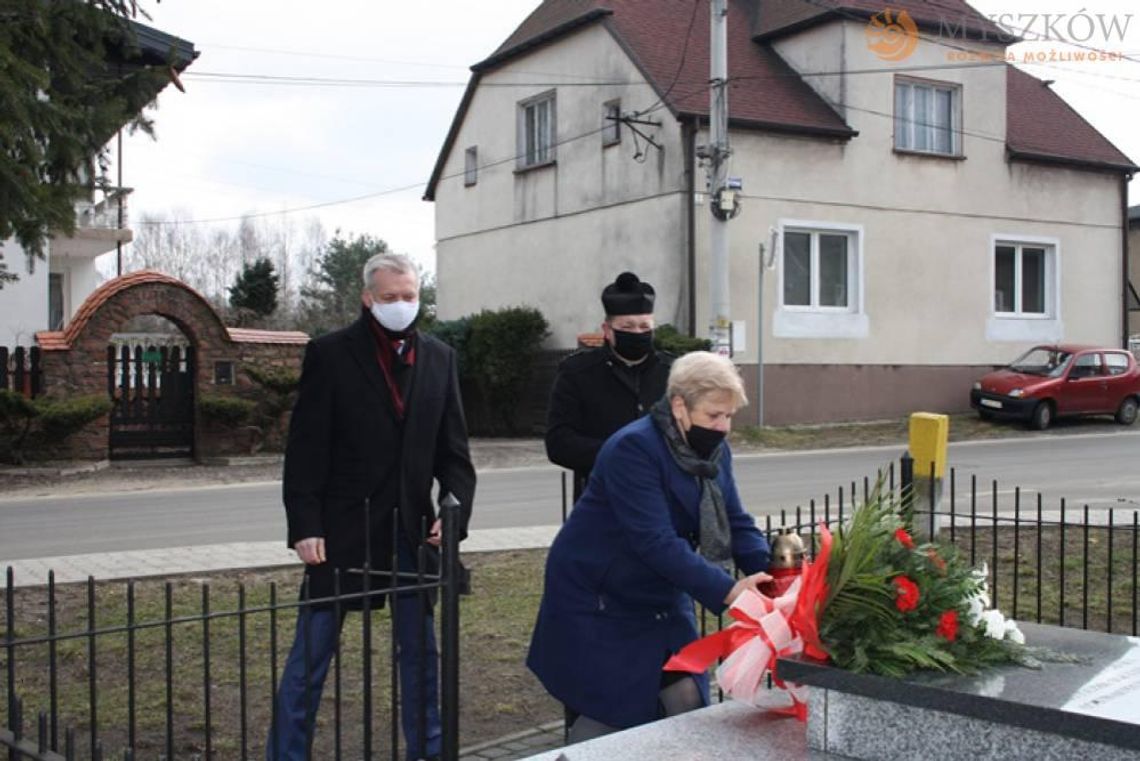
[366,313,416,419]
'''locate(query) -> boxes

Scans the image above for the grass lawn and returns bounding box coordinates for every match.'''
[2,550,559,760]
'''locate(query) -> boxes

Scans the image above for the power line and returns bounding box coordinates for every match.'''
[183,71,655,88]
[181,50,1140,91]
[633,0,703,118]
[139,92,675,227]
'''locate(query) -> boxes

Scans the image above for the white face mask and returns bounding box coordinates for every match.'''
[370,300,419,332]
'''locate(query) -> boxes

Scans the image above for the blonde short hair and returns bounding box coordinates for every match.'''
[667,351,748,410]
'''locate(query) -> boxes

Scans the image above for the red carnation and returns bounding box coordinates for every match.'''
[893,576,920,612]
[936,609,959,641]
[894,528,915,549]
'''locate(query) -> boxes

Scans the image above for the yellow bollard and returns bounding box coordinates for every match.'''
[908,413,949,480]
[908,413,949,539]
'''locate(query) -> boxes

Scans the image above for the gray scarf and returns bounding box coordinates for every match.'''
[650,398,732,569]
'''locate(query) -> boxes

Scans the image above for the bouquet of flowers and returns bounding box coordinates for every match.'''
[817,484,1026,677]
[666,482,1034,715]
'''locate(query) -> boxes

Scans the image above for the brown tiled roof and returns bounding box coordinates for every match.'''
[33,272,311,351]
[35,331,69,351]
[426,1,1132,198]
[35,271,213,351]
[753,0,1009,41]
[425,0,853,198]
[485,0,853,133]
[228,328,311,345]
[481,2,611,68]
[577,332,605,348]
[1006,66,1137,173]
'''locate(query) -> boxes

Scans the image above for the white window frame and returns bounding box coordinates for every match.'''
[894,77,962,157]
[464,146,478,186]
[602,99,621,147]
[516,90,556,170]
[773,219,868,339]
[986,234,1063,342]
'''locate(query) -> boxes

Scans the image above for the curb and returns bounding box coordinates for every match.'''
[459,719,564,756]
[0,459,111,477]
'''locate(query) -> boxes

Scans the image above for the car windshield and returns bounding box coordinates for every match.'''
[1008,347,1072,377]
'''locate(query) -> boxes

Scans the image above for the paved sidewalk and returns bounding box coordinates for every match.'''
[2,524,561,587]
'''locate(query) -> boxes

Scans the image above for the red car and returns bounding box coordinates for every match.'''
[970,344,1140,430]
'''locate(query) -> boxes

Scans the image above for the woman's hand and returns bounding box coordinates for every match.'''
[724,571,774,605]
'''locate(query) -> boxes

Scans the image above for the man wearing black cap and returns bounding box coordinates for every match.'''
[546,271,673,501]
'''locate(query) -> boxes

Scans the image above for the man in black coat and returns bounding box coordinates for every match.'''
[268,253,476,761]
[545,271,673,501]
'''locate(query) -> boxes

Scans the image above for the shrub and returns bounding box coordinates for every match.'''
[654,324,712,355]
[0,391,110,463]
[425,317,472,378]
[465,307,549,434]
[198,395,257,426]
[36,395,112,440]
[244,365,300,397]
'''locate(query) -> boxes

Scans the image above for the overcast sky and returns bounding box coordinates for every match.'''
[118,1,1140,276]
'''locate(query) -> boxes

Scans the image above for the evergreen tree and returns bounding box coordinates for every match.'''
[0,0,178,286]
[299,234,390,334]
[229,258,279,318]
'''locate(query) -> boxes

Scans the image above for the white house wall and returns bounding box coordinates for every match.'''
[431,16,1129,424]
[692,23,1122,369]
[51,252,102,328]
[434,23,691,345]
[0,240,48,347]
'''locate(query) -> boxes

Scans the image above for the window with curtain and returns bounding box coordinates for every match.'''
[895,78,960,156]
[518,91,556,169]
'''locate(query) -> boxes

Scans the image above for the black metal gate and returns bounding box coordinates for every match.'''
[107,344,195,459]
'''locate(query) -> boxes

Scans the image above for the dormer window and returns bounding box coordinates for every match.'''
[894,78,961,157]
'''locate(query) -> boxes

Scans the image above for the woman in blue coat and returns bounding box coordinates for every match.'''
[527,351,772,742]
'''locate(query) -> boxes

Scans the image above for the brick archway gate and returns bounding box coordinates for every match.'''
[35,271,308,461]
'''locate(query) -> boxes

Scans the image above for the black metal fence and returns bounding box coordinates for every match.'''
[748,458,1139,637]
[0,348,43,400]
[558,456,1140,636]
[1,500,464,761]
[6,458,1139,758]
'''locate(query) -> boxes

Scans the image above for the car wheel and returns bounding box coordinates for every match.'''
[1116,397,1139,426]
[1030,402,1052,431]
[977,409,993,421]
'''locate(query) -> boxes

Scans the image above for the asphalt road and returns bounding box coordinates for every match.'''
[2,430,1139,561]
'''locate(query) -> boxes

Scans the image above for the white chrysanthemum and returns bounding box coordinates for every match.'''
[1005,621,1025,645]
[979,609,1007,640]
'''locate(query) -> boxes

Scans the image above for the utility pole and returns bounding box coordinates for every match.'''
[707,0,733,356]
[116,129,124,277]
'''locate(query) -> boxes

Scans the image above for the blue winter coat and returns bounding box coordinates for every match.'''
[526,415,770,729]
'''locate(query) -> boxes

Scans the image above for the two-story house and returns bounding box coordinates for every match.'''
[425,0,1136,424]
[0,19,197,347]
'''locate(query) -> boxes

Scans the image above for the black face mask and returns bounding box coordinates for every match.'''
[685,424,726,460]
[611,329,654,362]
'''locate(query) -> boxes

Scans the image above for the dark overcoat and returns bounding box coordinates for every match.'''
[544,346,671,498]
[527,415,770,729]
[281,315,476,602]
